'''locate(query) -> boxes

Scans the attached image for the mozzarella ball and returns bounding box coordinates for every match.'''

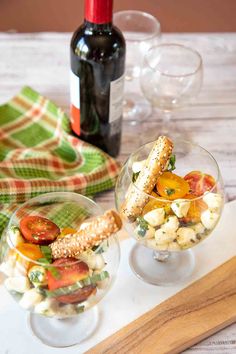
[155,228,176,245]
[5,276,31,293]
[171,199,190,218]
[201,209,220,229]
[191,222,205,235]
[19,289,44,310]
[161,216,179,232]
[143,208,165,227]
[177,227,197,247]
[203,193,222,211]
[134,224,155,240]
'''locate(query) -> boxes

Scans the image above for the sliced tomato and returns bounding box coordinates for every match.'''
[12,243,44,270]
[20,216,60,245]
[184,171,216,196]
[56,285,96,304]
[143,192,172,215]
[58,227,77,238]
[47,258,94,303]
[182,194,208,223]
[156,172,190,200]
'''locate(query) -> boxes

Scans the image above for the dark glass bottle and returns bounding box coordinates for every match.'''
[70,0,126,157]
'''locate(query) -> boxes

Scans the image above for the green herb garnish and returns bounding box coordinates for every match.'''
[137,216,149,237]
[47,267,61,279]
[40,245,52,263]
[167,154,176,172]
[166,188,175,196]
[37,251,61,280]
[132,172,140,183]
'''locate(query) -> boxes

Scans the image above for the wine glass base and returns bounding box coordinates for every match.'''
[129,243,195,286]
[28,306,99,348]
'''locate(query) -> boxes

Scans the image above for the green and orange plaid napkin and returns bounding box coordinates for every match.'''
[0,86,120,236]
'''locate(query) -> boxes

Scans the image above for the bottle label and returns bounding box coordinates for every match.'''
[109,74,124,123]
[70,70,81,135]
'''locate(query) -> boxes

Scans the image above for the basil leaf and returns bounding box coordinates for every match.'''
[167,154,176,172]
[136,216,149,237]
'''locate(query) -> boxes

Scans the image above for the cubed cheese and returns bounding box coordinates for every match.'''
[177,227,197,247]
[143,208,165,227]
[171,199,190,218]
[19,288,44,310]
[201,209,220,229]
[168,242,181,251]
[132,160,146,173]
[161,216,179,232]
[5,276,31,293]
[155,228,176,245]
[203,192,222,211]
[134,224,155,239]
[191,222,205,235]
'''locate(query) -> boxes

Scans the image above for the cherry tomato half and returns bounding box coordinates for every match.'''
[182,194,208,223]
[184,171,216,197]
[9,243,44,271]
[47,258,95,304]
[143,192,172,215]
[156,172,190,200]
[20,216,60,245]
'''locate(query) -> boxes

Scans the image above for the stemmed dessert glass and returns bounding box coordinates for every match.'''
[0,192,120,347]
[113,10,161,124]
[140,44,203,140]
[115,140,224,286]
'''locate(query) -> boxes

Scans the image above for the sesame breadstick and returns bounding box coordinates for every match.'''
[50,210,122,259]
[121,136,173,221]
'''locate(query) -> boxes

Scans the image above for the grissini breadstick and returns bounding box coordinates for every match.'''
[50,210,122,259]
[121,136,173,221]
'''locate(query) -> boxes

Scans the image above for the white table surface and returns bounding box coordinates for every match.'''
[0,32,236,353]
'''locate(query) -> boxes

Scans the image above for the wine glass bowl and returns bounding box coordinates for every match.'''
[0,192,120,347]
[113,10,161,123]
[115,140,224,285]
[140,44,203,138]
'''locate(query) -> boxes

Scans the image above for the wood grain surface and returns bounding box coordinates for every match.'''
[0,32,236,353]
[87,257,236,354]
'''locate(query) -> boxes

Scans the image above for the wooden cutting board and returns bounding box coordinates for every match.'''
[87,256,236,354]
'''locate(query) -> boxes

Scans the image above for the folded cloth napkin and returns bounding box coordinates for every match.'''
[0,86,120,236]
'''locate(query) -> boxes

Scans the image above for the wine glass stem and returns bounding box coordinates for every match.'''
[153,250,170,262]
[161,110,172,134]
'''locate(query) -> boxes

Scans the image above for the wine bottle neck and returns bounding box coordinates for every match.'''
[85,0,113,24]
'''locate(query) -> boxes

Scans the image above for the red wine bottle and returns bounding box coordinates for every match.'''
[70,0,126,157]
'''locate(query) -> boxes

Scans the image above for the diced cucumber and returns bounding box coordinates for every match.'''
[42,271,110,298]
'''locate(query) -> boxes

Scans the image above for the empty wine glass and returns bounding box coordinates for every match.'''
[113,10,161,124]
[140,44,203,139]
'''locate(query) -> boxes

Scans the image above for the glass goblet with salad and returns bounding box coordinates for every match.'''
[115,136,224,285]
[0,192,121,347]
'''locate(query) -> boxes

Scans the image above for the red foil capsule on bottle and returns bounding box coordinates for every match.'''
[85,0,113,24]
